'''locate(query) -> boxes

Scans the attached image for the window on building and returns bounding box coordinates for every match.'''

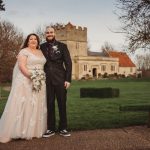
[101,65,106,71]
[76,42,79,49]
[130,67,133,73]
[84,64,87,71]
[111,65,115,71]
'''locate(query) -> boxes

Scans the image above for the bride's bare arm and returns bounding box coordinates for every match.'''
[18,55,31,79]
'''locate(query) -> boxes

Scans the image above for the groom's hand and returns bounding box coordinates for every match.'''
[64,81,70,89]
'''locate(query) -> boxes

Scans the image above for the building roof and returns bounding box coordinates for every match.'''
[107,51,136,67]
[87,51,106,57]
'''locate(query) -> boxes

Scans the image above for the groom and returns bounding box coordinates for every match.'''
[40,26,72,137]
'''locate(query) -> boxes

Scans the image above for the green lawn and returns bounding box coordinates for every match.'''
[0,78,150,131]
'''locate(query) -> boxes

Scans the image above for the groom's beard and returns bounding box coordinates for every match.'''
[46,37,55,43]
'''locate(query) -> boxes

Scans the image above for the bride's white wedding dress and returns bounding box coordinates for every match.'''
[0,48,47,143]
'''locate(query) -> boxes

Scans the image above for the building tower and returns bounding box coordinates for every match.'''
[55,22,88,79]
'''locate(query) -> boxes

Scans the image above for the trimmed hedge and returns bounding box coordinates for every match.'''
[120,104,150,111]
[80,87,119,98]
[119,104,150,127]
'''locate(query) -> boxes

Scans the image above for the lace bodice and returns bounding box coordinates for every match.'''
[18,48,46,70]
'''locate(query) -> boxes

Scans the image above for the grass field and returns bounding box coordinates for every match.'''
[0,78,150,131]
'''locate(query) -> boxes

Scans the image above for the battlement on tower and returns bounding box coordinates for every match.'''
[55,22,87,42]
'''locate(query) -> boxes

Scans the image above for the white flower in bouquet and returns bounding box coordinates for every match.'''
[30,68,46,92]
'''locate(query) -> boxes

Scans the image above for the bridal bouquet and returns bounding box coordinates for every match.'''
[30,68,46,92]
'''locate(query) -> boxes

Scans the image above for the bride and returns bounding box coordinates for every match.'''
[0,33,47,143]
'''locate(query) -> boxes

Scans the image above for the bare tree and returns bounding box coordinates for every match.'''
[144,54,150,70]
[135,54,144,70]
[35,25,45,43]
[101,41,114,52]
[51,22,64,29]
[0,0,5,11]
[135,53,150,70]
[0,20,23,82]
[115,0,150,52]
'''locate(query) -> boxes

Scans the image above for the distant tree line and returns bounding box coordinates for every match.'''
[135,53,150,70]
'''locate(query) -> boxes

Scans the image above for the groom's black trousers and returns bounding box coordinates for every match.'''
[46,80,67,131]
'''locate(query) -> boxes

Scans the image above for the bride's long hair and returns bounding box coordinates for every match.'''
[21,33,40,49]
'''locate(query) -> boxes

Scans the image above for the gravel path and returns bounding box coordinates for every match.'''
[0,126,150,150]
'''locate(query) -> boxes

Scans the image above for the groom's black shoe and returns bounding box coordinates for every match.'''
[42,130,55,138]
[59,129,71,137]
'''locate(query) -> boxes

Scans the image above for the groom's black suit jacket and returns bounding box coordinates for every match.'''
[40,40,72,85]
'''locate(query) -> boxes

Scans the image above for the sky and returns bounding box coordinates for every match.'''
[1,0,126,52]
